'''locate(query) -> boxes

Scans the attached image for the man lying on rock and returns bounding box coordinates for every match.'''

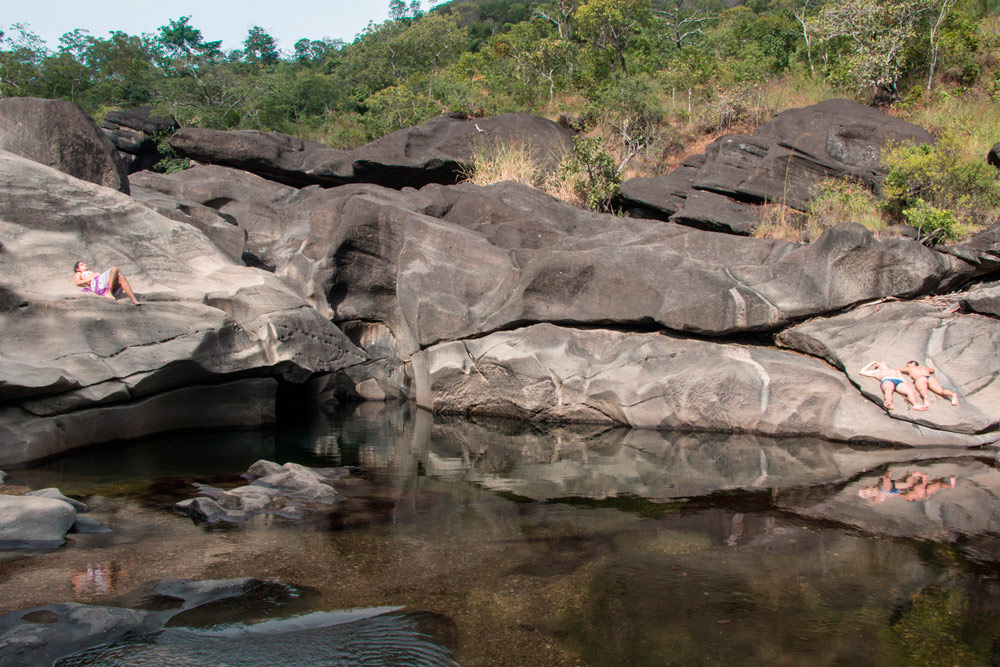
[900,360,959,407]
[72,261,141,305]
[859,361,928,412]
[858,470,956,504]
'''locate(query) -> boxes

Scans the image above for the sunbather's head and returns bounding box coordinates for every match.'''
[74,261,86,272]
[906,360,920,367]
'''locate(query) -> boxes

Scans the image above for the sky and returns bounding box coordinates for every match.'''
[5,0,421,53]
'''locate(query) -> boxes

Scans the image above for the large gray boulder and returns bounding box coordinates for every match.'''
[0,495,77,548]
[0,150,364,465]
[412,323,994,447]
[962,279,1000,317]
[618,99,933,233]
[777,301,1000,435]
[0,97,129,194]
[101,106,179,174]
[944,220,1000,275]
[168,112,573,189]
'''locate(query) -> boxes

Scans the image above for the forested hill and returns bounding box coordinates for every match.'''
[2,0,996,144]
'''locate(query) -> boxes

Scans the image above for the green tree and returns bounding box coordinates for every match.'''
[574,0,654,76]
[243,26,279,66]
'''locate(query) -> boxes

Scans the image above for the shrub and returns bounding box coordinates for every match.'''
[881,136,1000,241]
[808,179,886,234]
[558,136,621,212]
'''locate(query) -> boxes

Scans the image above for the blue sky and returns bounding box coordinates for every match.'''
[6,0,431,53]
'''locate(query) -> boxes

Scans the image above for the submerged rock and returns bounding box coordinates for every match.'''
[174,460,348,524]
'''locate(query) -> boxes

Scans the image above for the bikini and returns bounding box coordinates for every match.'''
[881,376,904,389]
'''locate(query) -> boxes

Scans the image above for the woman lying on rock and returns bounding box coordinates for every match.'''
[859,361,927,411]
[72,261,141,305]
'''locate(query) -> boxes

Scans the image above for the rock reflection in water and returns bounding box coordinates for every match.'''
[56,608,456,667]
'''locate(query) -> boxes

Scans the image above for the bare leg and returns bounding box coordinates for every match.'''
[927,377,958,406]
[913,377,931,408]
[899,385,928,411]
[880,381,895,410]
[117,274,141,305]
[105,267,120,300]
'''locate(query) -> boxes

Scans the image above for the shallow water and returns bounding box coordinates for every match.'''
[3,403,1000,666]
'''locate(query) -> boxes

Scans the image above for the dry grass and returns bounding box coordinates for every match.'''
[753,179,889,242]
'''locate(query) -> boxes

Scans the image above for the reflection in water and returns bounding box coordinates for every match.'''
[859,470,958,504]
[5,403,1000,666]
[70,562,123,598]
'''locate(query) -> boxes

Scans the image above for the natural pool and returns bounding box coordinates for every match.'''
[3,402,1000,666]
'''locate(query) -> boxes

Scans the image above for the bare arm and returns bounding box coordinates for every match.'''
[73,272,90,287]
[859,362,879,378]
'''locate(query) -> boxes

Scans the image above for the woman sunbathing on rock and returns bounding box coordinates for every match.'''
[859,361,927,411]
[73,261,141,305]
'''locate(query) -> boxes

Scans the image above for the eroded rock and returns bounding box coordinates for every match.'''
[0,97,129,194]
[0,150,364,465]
[0,495,77,548]
[412,323,993,447]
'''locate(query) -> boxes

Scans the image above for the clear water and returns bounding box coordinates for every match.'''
[3,402,1000,666]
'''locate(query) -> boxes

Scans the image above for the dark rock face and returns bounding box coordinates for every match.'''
[989,141,1000,169]
[169,112,573,189]
[412,323,992,446]
[0,97,129,194]
[0,150,365,465]
[962,279,1000,317]
[269,180,972,351]
[777,301,1000,435]
[944,220,1000,275]
[101,107,179,174]
[617,99,933,233]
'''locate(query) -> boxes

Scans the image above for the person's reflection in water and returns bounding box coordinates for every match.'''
[858,471,957,504]
[70,562,122,597]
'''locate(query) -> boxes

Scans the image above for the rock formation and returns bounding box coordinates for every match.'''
[0,97,129,194]
[101,106,179,174]
[617,99,933,234]
[0,150,365,465]
[168,112,573,189]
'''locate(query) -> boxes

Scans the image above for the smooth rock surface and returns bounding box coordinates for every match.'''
[0,495,77,548]
[0,150,364,465]
[945,220,1000,275]
[269,180,972,353]
[25,488,89,512]
[412,323,994,446]
[169,112,573,189]
[0,97,129,194]
[130,165,298,267]
[777,301,1000,435]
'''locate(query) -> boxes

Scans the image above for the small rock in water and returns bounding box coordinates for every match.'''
[174,460,348,525]
[70,515,112,534]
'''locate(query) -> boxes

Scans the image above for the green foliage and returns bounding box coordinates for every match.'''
[881,137,1000,241]
[809,178,886,233]
[152,131,190,174]
[559,135,621,212]
[360,84,440,138]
